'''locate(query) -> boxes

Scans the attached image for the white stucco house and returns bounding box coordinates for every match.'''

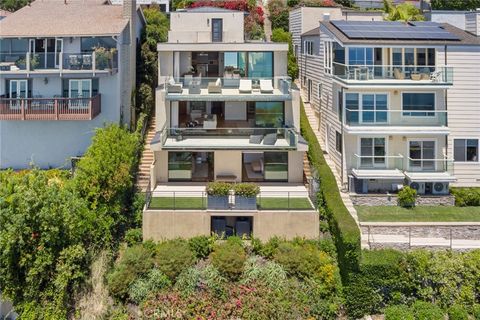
[0,0,144,169]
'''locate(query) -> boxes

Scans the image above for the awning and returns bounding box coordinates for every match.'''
[404,171,456,183]
[351,169,405,180]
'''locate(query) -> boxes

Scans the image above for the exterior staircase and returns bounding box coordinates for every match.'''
[136,117,156,192]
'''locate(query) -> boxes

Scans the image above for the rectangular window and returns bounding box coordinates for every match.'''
[224,52,247,77]
[248,52,273,78]
[80,37,116,52]
[345,93,359,124]
[212,18,223,42]
[409,140,435,171]
[402,93,435,116]
[338,91,345,122]
[255,102,284,127]
[454,139,479,162]
[264,152,288,181]
[304,40,313,55]
[323,41,332,74]
[360,137,386,167]
[348,47,373,66]
[317,83,322,101]
[335,131,342,153]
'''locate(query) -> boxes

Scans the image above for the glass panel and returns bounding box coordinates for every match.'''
[427,48,435,66]
[360,138,373,167]
[454,139,466,162]
[264,152,288,181]
[417,48,426,66]
[374,138,386,164]
[345,93,359,124]
[10,80,17,98]
[376,94,388,123]
[80,37,116,52]
[168,152,192,181]
[70,80,79,98]
[402,93,435,116]
[19,80,27,98]
[392,48,402,66]
[362,94,375,123]
[365,48,373,65]
[255,102,284,127]
[466,139,478,162]
[409,141,422,169]
[422,141,435,170]
[81,80,91,98]
[248,52,273,78]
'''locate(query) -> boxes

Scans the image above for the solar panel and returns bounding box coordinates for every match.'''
[331,20,460,41]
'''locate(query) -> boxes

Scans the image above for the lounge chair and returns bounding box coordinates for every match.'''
[208,78,222,93]
[167,77,183,93]
[239,79,252,93]
[183,74,193,86]
[259,79,274,93]
[393,68,405,80]
[82,54,92,70]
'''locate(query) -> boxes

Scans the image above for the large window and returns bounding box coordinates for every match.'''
[62,78,98,97]
[168,152,192,181]
[348,47,373,66]
[304,41,314,55]
[80,37,116,52]
[255,102,284,127]
[344,93,388,124]
[248,52,273,78]
[264,152,288,181]
[323,41,333,74]
[409,140,435,171]
[360,137,386,167]
[224,52,247,77]
[454,139,479,162]
[402,93,435,116]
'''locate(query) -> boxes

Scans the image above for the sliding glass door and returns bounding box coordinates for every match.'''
[264,152,288,181]
[9,79,28,109]
[409,140,435,171]
[360,138,386,168]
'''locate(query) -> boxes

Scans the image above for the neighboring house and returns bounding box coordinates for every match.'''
[309,20,480,195]
[143,7,318,241]
[111,0,170,12]
[353,0,426,10]
[428,10,480,36]
[0,0,144,169]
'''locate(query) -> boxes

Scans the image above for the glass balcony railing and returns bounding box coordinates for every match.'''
[0,52,117,73]
[164,76,292,96]
[159,127,299,149]
[406,157,454,175]
[332,63,453,84]
[351,154,404,171]
[344,109,447,127]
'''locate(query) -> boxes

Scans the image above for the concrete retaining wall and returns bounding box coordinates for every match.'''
[351,194,455,207]
[143,209,319,242]
[361,223,480,240]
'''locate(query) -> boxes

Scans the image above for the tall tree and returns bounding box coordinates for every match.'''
[0,0,31,12]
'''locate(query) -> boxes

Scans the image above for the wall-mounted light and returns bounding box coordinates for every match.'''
[389,135,393,140]
[207,18,210,26]
[402,136,407,141]
[394,90,399,95]
[43,77,48,85]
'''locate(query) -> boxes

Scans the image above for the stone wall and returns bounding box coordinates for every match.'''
[351,194,455,206]
[361,224,480,240]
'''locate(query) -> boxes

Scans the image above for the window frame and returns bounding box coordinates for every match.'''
[358,136,388,168]
[323,40,333,74]
[343,91,390,124]
[453,138,479,163]
[335,131,342,154]
[401,92,436,117]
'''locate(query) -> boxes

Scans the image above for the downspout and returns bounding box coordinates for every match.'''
[341,86,344,187]
[444,44,449,166]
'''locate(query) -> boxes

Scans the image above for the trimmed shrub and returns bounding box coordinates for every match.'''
[451,187,480,206]
[300,103,360,278]
[206,181,232,196]
[448,304,469,320]
[128,268,171,303]
[233,183,260,197]
[240,256,288,289]
[155,240,196,280]
[412,301,445,320]
[210,241,246,280]
[384,305,414,320]
[107,245,155,300]
[175,263,226,298]
[398,186,417,207]
[188,235,215,259]
[124,228,142,246]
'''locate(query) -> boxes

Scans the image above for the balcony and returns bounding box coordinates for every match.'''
[0,51,118,74]
[164,77,292,101]
[332,63,453,86]
[343,109,448,134]
[0,95,101,121]
[152,127,300,150]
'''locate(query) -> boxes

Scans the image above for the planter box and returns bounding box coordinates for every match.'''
[235,196,257,210]
[207,195,229,210]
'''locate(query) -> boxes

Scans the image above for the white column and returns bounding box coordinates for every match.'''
[171,101,179,128]
[174,51,180,78]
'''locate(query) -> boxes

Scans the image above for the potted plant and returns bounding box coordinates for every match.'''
[94,47,117,70]
[30,55,39,70]
[15,57,26,70]
[397,186,417,208]
[233,183,260,210]
[206,181,232,209]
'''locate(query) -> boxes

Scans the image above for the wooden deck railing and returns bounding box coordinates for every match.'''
[0,95,101,120]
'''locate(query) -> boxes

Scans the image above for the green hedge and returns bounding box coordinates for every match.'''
[300,103,361,279]
[450,187,480,206]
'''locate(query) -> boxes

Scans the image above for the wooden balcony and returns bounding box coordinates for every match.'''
[0,95,101,121]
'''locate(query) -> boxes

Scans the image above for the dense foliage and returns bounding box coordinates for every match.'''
[300,102,361,279]
[271,28,299,80]
[451,187,480,206]
[384,0,425,21]
[345,249,480,319]
[0,0,31,11]
[431,0,480,10]
[107,237,343,318]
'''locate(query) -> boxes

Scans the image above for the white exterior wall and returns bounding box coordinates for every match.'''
[465,12,480,36]
[440,45,480,186]
[168,11,244,43]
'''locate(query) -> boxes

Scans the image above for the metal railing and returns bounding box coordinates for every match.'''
[343,108,448,127]
[159,126,299,148]
[406,157,454,174]
[351,154,404,170]
[0,52,117,73]
[146,190,316,211]
[164,76,292,95]
[332,62,453,84]
[0,95,101,120]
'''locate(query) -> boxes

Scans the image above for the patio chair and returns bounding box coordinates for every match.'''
[82,54,92,70]
[430,70,442,82]
[68,55,81,70]
[239,79,252,93]
[167,77,183,93]
[208,78,222,93]
[259,79,274,93]
[393,68,405,80]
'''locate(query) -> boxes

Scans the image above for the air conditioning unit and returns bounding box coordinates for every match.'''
[432,182,449,195]
[409,181,425,194]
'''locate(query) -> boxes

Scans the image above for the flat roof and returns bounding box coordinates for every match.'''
[157,42,288,52]
[405,171,456,183]
[321,20,480,46]
[0,0,132,38]
[352,169,405,180]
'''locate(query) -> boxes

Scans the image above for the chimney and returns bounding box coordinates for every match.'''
[323,13,330,21]
[123,0,136,20]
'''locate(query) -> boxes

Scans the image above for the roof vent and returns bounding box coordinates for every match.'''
[323,13,330,21]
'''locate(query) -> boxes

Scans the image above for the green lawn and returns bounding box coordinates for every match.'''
[149,197,206,210]
[148,197,314,210]
[356,206,480,222]
[257,197,314,210]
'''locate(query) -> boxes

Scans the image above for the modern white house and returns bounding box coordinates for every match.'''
[142,7,318,241]
[301,19,480,197]
[0,0,144,169]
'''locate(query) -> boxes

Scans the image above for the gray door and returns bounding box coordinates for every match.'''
[212,19,223,42]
